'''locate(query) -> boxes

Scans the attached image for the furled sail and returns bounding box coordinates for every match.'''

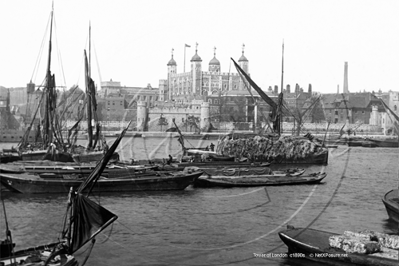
[231,57,281,133]
[69,193,117,254]
[67,121,131,254]
[84,49,101,150]
[231,58,277,111]
[84,50,94,149]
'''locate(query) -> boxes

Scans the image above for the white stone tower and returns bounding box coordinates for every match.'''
[137,101,147,131]
[238,44,249,91]
[167,48,177,100]
[200,102,210,130]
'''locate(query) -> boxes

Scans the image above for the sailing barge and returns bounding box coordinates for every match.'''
[1,97,130,266]
[0,168,202,194]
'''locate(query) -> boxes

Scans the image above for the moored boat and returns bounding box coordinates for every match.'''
[364,138,399,148]
[382,189,399,223]
[362,140,378,148]
[200,167,305,178]
[0,161,159,178]
[279,226,399,266]
[0,148,21,163]
[346,138,365,147]
[71,150,119,163]
[193,172,326,188]
[1,100,131,265]
[0,168,203,194]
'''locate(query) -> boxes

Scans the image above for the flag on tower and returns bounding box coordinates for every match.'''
[185,44,191,47]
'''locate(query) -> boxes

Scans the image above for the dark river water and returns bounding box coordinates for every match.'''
[1,136,399,266]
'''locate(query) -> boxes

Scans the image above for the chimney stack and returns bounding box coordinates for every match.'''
[343,62,349,94]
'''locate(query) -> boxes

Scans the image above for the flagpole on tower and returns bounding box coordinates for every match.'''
[184,44,191,72]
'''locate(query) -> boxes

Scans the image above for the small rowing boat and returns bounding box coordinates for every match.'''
[193,172,326,188]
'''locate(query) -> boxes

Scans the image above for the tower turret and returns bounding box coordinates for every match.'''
[208,47,220,74]
[238,44,249,73]
[238,44,249,91]
[191,43,202,95]
[167,48,177,100]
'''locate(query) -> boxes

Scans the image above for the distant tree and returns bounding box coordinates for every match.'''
[291,96,322,135]
[158,114,168,132]
[309,97,326,122]
[183,115,200,133]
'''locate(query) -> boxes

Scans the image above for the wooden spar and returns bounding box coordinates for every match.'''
[18,92,45,148]
[84,49,93,149]
[235,66,272,132]
[322,121,331,146]
[172,118,187,153]
[279,41,284,135]
[43,6,55,148]
[85,23,101,150]
[89,22,91,78]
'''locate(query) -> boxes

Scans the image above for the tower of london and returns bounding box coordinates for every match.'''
[158,44,250,104]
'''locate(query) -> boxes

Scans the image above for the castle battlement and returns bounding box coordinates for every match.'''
[150,106,201,114]
[170,72,191,78]
[201,71,239,77]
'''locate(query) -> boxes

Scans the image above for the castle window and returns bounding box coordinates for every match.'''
[395,105,397,111]
[208,99,212,104]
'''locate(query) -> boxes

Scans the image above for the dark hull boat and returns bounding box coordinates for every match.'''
[0,170,203,194]
[279,227,398,266]
[365,138,399,148]
[0,162,160,179]
[0,148,21,163]
[20,149,74,162]
[200,167,305,178]
[361,141,378,148]
[347,138,398,148]
[71,151,119,163]
[1,242,78,265]
[271,150,328,164]
[172,160,271,170]
[0,240,15,259]
[193,172,326,188]
[382,189,399,223]
[347,138,365,147]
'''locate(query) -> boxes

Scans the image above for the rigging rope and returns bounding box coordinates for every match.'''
[31,13,51,83]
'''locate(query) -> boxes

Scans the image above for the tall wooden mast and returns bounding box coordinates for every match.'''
[43,3,54,147]
[279,40,284,135]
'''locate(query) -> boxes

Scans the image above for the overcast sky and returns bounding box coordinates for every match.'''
[1,0,398,94]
